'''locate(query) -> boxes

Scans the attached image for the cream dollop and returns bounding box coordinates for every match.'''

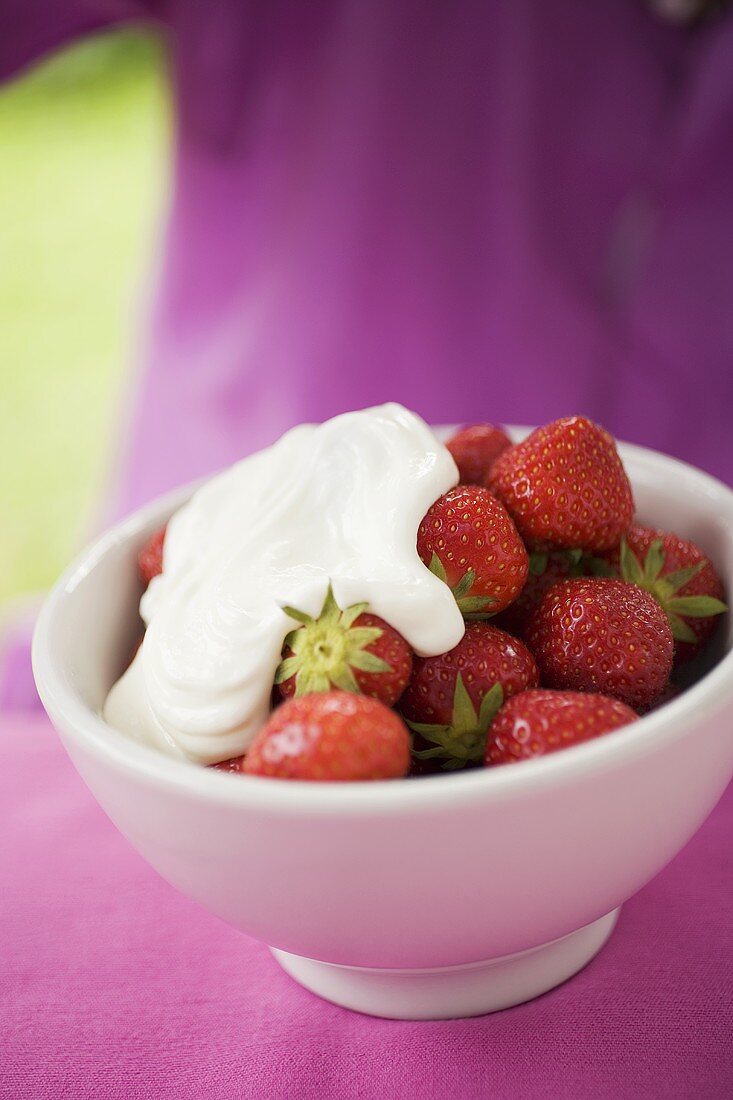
[104,403,464,763]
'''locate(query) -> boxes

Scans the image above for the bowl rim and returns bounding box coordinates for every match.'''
[32,432,733,816]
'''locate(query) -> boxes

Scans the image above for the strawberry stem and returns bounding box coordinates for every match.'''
[617,537,727,641]
[405,675,503,769]
[275,586,388,696]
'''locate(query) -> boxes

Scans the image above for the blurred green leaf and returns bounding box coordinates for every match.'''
[0,30,170,605]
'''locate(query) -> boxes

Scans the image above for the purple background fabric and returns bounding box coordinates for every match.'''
[3,1,733,514]
[1,713,732,1099]
[119,0,733,506]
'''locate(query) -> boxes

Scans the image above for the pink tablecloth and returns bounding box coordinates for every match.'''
[2,713,731,1100]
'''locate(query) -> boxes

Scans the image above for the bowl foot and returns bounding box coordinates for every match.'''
[271,908,619,1019]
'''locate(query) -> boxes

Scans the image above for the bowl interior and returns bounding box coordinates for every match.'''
[36,436,733,770]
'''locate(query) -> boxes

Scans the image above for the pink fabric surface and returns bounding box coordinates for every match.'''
[2,713,731,1099]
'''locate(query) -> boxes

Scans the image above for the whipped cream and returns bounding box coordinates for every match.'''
[104,404,464,763]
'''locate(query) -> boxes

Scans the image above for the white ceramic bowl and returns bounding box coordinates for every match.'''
[33,435,733,1020]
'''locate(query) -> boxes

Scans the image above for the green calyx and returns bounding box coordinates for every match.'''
[405,674,504,770]
[428,552,496,620]
[529,547,611,578]
[274,586,390,695]
[528,551,551,576]
[619,538,727,643]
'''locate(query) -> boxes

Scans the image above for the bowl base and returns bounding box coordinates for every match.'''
[271,908,619,1019]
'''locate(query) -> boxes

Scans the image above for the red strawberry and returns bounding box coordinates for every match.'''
[417,486,529,617]
[274,587,412,708]
[210,756,245,774]
[486,689,637,765]
[496,548,587,636]
[243,691,411,781]
[446,424,512,485]
[400,622,539,768]
[487,416,634,551]
[641,680,679,715]
[526,578,673,711]
[599,526,726,666]
[138,525,166,586]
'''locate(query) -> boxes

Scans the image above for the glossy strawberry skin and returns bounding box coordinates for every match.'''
[400,622,539,726]
[487,416,634,551]
[486,689,637,765]
[495,551,582,637]
[417,486,529,616]
[210,756,245,774]
[446,424,512,485]
[601,525,726,665]
[400,623,539,769]
[243,691,411,781]
[525,578,673,711]
[138,525,166,586]
[640,680,679,715]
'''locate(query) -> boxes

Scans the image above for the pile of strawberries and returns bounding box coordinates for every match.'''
[138,417,727,782]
